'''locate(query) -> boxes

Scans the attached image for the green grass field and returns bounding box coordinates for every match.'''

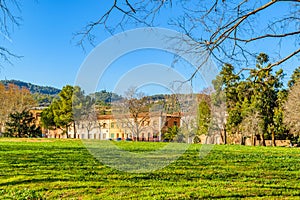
[0,139,299,199]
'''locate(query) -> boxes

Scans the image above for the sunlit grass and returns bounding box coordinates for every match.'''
[0,138,299,199]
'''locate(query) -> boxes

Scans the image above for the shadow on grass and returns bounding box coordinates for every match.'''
[0,177,70,187]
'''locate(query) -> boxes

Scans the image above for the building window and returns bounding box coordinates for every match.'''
[111,123,115,128]
[174,121,177,126]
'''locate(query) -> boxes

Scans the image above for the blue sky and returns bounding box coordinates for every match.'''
[1,1,299,95]
[1,0,108,88]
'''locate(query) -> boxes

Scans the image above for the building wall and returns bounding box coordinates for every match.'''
[74,113,181,141]
[31,107,181,141]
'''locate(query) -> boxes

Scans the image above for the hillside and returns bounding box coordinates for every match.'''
[0,80,61,95]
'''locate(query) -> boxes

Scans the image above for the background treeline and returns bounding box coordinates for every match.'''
[1,56,299,144]
[0,80,61,106]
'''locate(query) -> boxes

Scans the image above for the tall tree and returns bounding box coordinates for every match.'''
[42,85,77,138]
[212,74,227,144]
[284,79,300,137]
[248,54,285,146]
[216,63,241,141]
[41,85,97,139]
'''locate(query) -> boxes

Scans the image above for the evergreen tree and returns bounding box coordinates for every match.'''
[5,110,42,138]
[197,100,211,136]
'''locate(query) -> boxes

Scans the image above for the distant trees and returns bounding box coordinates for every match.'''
[0,80,61,95]
[215,53,288,146]
[4,110,42,138]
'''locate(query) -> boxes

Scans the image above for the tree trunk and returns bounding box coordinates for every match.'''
[252,135,256,146]
[73,121,76,139]
[66,126,69,138]
[223,128,227,144]
[271,131,276,147]
[260,133,266,146]
[241,136,245,145]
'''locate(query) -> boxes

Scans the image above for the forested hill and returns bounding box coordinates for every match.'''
[0,80,61,95]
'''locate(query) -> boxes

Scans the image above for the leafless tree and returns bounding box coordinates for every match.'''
[240,111,264,146]
[284,80,300,136]
[0,83,36,133]
[80,108,98,139]
[112,87,151,141]
[0,0,21,64]
[76,0,300,73]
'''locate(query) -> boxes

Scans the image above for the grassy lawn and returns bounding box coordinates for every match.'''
[0,139,299,199]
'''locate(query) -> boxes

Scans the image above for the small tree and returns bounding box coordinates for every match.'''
[41,107,56,130]
[197,100,211,136]
[5,110,42,138]
[163,125,180,142]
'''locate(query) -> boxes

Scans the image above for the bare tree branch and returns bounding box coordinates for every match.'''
[228,30,300,43]
[76,0,300,76]
[0,0,21,64]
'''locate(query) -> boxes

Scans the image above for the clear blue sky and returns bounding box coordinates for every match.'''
[1,0,110,89]
[1,1,298,94]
